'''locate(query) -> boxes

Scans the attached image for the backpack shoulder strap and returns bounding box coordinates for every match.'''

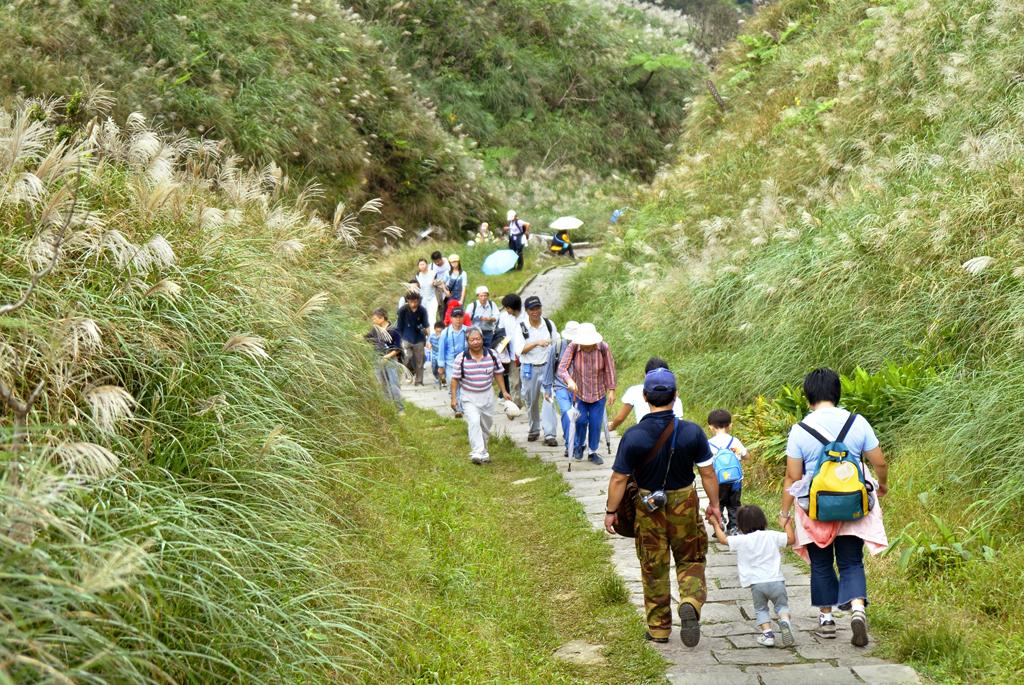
[837,412,858,443]
[798,422,830,445]
[726,436,734,450]
[519,321,529,338]
[545,318,553,336]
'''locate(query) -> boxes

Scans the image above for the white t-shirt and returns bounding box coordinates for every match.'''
[727,530,788,587]
[512,317,560,365]
[495,310,522,363]
[621,384,682,422]
[415,271,435,304]
[708,433,749,458]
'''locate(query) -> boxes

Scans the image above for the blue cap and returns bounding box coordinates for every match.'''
[643,368,676,394]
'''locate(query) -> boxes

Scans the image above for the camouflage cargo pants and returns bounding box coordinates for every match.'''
[634,486,708,639]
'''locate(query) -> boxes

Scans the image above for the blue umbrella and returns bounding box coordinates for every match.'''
[481,249,520,275]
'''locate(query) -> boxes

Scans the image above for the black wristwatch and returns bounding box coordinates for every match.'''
[605,510,616,515]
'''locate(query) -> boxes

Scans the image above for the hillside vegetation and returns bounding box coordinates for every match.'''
[1,0,704,232]
[565,0,1024,681]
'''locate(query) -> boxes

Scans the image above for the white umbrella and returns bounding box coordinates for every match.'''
[549,216,583,231]
[565,395,580,458]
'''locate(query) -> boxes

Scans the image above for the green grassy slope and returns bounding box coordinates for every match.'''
[0,0,493,227]
[564,0,1024,681]
[1,0,704,231]
[351,0,700,179]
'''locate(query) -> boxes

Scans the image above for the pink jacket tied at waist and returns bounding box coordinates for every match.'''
[789,478,889,563]
[557,342,615,403]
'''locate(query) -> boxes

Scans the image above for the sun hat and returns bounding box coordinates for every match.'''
[561,320,580,341]
[476,285,489,295]
[572,322,603,346]
[448,253,459,262]
[523,295,542,310]
[506,209,517,221]
[643,368,677,394]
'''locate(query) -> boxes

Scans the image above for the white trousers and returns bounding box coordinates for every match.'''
[462,389,495,459]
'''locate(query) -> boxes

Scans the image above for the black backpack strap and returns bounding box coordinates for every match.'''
[837,412,858,442]
[520,321,529,338]
[798,422,829,445]
[545,318,553,337]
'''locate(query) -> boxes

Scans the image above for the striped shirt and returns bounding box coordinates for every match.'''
[557,342,616,403]
[452,349,503,393]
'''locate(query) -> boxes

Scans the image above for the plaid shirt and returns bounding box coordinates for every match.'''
[556,342,615,403]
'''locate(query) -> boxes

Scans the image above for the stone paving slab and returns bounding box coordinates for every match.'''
[400,262,919,684]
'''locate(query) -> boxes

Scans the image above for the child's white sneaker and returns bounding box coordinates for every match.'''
[777,619,795,647]
[757,631,776,647]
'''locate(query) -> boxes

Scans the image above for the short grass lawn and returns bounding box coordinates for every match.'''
[350,406,666,684]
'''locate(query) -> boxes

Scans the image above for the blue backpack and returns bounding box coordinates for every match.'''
[713,437,743,485]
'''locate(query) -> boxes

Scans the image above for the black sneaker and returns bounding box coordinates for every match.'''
[527,432,539,442]
[851,609,869,647]
[573,447,584,461]
[678,603,700,647]
[588,452,604,466]
[816,615,837,639]
[644,632,668,644]
[543,436,559,447]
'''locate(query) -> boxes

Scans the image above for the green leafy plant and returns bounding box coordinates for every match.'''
[885,499,998,573]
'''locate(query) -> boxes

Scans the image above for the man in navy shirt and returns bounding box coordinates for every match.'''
[604,368,722,646]
[396,291,430,385]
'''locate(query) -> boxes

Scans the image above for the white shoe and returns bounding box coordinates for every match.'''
[757,631,776,647]
[480,454,491,463]
[777,619,795,647]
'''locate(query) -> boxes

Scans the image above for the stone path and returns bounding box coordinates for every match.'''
[402,261,920,685]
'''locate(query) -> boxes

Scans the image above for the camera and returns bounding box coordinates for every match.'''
[640,489,668,512]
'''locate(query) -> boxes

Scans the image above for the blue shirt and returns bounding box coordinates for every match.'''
[613,411,713,491]
[786,406,879,497]
[436,326,468,369]
[542,340,572,393]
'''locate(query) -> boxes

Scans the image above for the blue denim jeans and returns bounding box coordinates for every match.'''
[806,535,868,609]
[750,580,790,625]
[573,396,607,454]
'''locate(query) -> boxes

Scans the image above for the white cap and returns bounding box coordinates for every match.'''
[448,253,459,262]
[475,285,489,295]
[573,322,603,346]
[506,209,517,221]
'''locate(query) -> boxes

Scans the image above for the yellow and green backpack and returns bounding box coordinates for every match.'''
[799,413,873,522]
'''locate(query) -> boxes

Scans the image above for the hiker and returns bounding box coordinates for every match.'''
[503,209,530,271]
[477,221,493,243]
[779,368,890,647]
[396,290,429,385]
[608,357,683,431]
[497,293,523,406]
[468,286,499,348]
[396,279,418,317]
[603,368,722,646]
[512,295,560,444]
[365,308,404,414]
[430,250,451,322]
[451,327,512,464]
[442,297,471,326]
[709,505,796,648]
[444,253,467,307]
[707,409,749,536]
[556,322,615,464]
[543,320,579,455]
[427,321,443,388]
[414,259,439,328]
[549,229,575,259]
[436,308,469,417]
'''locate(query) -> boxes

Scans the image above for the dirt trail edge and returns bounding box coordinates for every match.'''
[402,260,920,685]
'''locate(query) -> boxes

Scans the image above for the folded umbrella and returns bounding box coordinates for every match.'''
[481,249,520,275]
[566,395,580,458]
[602,409,612,456]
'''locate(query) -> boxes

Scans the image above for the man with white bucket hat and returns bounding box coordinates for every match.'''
[557,322,617,465]
[468,285,499,348]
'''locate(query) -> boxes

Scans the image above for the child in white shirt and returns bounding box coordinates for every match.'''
[710,505,796,648]
[708,409,749,535]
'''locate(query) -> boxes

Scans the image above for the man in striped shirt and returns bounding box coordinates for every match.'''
[451,328,512,464]
[557,322,616,464]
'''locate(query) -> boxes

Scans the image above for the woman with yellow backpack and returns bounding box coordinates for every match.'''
[779,368,890,648]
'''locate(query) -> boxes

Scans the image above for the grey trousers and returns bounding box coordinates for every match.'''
[403,341,425,384]
[374,360,404,411]
[520,363,556,438]
[750,580,790,625]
